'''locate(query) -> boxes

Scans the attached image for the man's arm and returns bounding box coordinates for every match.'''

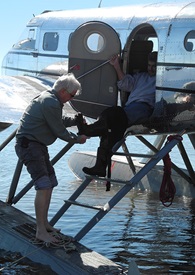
[110,54,125,80]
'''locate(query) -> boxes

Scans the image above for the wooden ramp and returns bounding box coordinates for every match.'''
[0,200,126,275]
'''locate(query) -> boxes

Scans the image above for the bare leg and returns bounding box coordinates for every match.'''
[35,189,58,242]
[43,188,61,233]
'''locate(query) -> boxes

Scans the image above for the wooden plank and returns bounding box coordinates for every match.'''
[0,200,126,275]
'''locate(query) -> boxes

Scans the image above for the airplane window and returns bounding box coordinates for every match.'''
[13,28,36,50]
[43,32,59,51]
[86,33,105,53]
[184,31,195,52]
[13,39,35,50]
[29,29,35,40]
[147,37,158,51]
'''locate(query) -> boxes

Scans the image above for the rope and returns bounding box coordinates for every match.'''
[31,232,77,252]
[106,152,113,191]
[159,135,183,207]
[0,244,45,272]
[0,233,76,272]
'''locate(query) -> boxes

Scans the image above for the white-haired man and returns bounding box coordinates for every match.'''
[15,73,87,243]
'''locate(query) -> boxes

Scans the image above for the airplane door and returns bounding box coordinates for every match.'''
[68,21,121,119]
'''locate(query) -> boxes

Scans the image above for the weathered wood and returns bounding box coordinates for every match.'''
[0,200,126,275]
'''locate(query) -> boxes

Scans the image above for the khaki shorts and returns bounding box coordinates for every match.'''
[15,139,58,190]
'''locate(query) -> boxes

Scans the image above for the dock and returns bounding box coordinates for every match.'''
[0,200,126,274]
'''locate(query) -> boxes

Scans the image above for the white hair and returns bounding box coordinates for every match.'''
[182,81,195,90]
[53,73,81,95]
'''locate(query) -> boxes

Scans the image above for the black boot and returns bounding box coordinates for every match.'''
[83,147,108,177]
[76,113,107,137]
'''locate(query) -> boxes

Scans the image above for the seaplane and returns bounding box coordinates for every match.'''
[1,1,195,273]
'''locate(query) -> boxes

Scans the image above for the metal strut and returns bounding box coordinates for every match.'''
[50,132,185,241]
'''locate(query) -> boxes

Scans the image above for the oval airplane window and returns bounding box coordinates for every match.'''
[184,31,195,52]
[85,32,105,53]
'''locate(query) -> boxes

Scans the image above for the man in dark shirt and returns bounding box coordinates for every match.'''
[15,73,87,243]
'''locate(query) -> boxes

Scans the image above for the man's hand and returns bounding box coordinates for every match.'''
[77,135,88,144]
[109,54,124,80]
[109,54,120,68]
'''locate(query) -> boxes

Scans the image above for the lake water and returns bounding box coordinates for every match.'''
[1,125,195,274]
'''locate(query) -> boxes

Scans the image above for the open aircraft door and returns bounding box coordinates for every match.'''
[68,21,121,119]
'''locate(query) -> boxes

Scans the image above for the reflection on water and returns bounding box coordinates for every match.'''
[66,182,195,274]
[1,126,195,274]
[114,192,195,274]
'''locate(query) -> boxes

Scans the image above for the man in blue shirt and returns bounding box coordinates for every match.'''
[77,52,157,177]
